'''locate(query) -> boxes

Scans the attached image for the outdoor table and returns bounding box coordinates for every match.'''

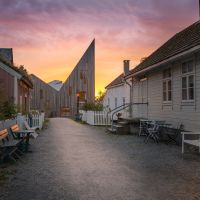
[13,130,34,152]
[139,119,154,136]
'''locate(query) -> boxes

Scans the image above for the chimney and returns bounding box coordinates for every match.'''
[0,48,13,64]
[123,60,130,75]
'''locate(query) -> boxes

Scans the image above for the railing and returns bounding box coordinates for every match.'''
[80,110,111,126]
[107,102,149,130]
[0,113,45,131]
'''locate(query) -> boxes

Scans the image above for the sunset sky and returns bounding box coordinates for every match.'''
[0,0,198,95]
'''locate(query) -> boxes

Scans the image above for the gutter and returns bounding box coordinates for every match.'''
[123,77,133,118]
[125,45,200,79]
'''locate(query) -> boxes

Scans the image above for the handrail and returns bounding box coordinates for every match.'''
[107,102,148,130]
[107,103,130,114]
[105,103,130,129]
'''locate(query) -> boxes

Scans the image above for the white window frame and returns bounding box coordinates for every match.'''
[162,68,172,103]
[181,60,195,103]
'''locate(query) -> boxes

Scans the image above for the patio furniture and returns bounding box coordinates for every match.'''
[144,121,161,143]
[0,129,23,162]
[181,131,200,153]
[139,119,154,136]
[162,125,180,145]
[24,121,39,139]
[10,124,34,152]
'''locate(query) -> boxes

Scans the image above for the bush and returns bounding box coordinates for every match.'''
[0,100,17,120]
[81,102,103,111]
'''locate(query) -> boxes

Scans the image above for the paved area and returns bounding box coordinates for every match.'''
[1,118,200,200]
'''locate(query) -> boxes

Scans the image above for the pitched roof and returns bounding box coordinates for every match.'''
[129,20,200,75]
[105,73,124,89]
[0,54,33,88]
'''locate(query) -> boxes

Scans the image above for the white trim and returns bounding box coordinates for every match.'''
[106,83,124,90]
[0,61,21,79]
[126,45,200,79]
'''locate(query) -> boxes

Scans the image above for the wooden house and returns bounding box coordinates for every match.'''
[124,20,200,131]
[30,74,59,117]
[0,48,33,114]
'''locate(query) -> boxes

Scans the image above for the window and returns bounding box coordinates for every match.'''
[163,68,172,102]
[181,61,194,101]
[40,89,43,99]
[115,98,117,108]
[122,97,126,108]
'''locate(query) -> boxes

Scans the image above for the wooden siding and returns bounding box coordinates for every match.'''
[30,75,59,117]
[59,40,95,116]
[103,84,129,110]
[131,51,200,131]
[0,67,14,101]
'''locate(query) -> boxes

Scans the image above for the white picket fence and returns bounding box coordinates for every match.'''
[80,110,111,126]
[24,113,45,130]
[0,113,45,131]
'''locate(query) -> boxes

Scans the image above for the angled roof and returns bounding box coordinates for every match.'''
[128,20,200,75]
[105,73,124,89]
[0,53,33,88]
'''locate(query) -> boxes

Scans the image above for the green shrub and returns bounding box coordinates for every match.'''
[0,100,17,120]
[81,102,103,111]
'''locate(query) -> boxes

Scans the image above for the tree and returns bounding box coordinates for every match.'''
[95,90,105,103]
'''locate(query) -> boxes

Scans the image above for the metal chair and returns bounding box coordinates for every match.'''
[144,122,161,143]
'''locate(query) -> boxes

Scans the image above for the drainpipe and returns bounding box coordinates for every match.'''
[123,77,133,118]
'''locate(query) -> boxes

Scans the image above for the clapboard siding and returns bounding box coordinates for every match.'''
[132,52,200,131]
[103,84,129,110]
[30,75,59,117]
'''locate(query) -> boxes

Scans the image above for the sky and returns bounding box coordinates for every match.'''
[0,0,198,95]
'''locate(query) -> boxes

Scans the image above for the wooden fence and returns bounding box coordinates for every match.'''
[80,110,111,126]
[24,113,45,130]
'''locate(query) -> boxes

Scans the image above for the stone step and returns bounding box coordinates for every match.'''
[107,128,117,133]
[113,124,124,128]
[118,121,129,125]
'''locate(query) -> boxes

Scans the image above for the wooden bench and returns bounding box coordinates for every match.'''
[10,124,34,152]
[0,129,22,162]
[181,131,200,153]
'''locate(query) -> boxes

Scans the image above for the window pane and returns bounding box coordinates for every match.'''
[163,91,167,101]
[168,80,171,90]
[189,88,194,100]
[168,90,172,101]
[182,77,187,89]
[182,63,187,74]
[182,89,187,100]
[189,75,194,88]
[163,81,166,91]
[163,68,171,78]
[188,61,193,72]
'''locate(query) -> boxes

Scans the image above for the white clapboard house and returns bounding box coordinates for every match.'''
[104,21,200,132]
[123,20,200,131]
[103,61,131,118]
